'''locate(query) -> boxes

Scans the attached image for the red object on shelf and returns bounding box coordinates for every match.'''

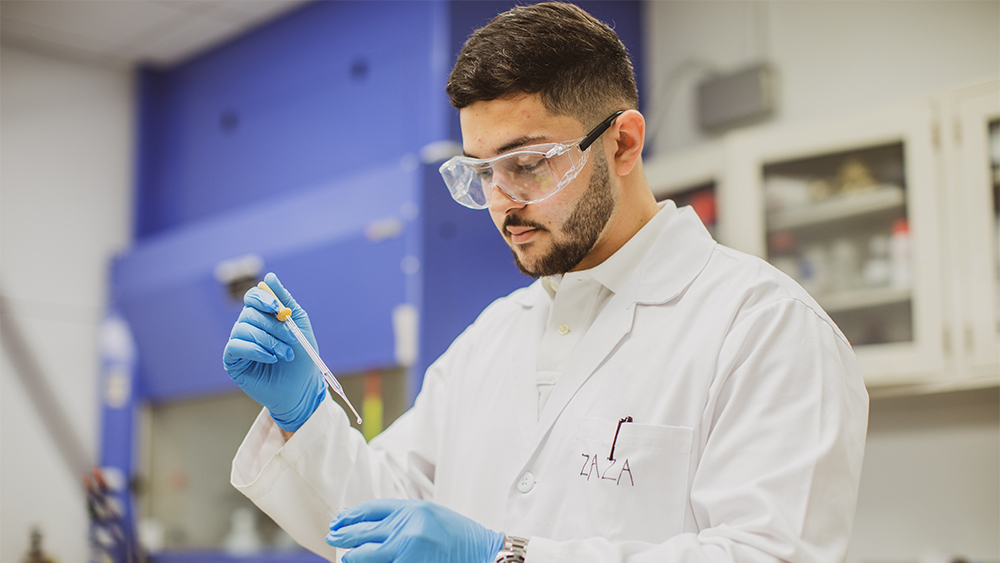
[688,191,717,226]
[892,218,909,235]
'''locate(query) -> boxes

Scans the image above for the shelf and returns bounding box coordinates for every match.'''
[815,285,911,313]
[767,185,905,231]
[865,375,1000,399]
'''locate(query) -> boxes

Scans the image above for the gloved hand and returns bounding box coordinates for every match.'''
[326,499,505,563]
[223,272,327,432]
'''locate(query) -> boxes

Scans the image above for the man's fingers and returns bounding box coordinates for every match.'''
[228,323,294,362]
[244,286,284,314]
[232,307,296,348]
[326,519,392,549]
[264,272,302,313]
[339,541,395,563]
[330,499,403,531]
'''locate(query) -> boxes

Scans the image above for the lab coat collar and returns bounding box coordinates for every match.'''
[513,201,716,308]
[634,202,717,305]
[587,200,675,295]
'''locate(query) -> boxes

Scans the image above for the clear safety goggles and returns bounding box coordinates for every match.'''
[439,111,624,209]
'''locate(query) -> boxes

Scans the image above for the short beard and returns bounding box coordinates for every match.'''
[509,152,615,278]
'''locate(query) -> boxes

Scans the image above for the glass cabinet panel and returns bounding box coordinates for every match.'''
[138,367,408,556]
[990,119,1000,334]
[951,83,1000,382]
[762,143,912,346]
[646,143,726,244]
[656,181,718,238]
[142,392,287,553]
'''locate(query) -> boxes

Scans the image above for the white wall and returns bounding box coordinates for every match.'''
[644,0,1000,155]
[643,1,999,561]
[0,45,134,561]
[852,389,999,563]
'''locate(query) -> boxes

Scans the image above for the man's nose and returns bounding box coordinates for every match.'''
[487,184,527,215]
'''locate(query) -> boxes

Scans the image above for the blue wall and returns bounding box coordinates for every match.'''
[125,0,645,404]
[135,1,450,237]
[135,0,644,239]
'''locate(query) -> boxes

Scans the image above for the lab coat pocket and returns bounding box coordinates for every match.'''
[569,417,692,542]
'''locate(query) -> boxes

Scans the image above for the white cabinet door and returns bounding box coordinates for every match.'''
[945,80,1000,384]
[722,100,945,386]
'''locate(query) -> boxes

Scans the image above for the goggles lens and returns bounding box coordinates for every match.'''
[439,111,624,210]
[439,141,588,209]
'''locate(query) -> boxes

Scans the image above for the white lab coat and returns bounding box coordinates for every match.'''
[232,203,869,563]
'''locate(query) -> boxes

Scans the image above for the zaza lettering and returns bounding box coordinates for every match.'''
[579,453,634,486]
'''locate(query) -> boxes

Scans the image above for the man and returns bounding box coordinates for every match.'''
[226,3,869,562]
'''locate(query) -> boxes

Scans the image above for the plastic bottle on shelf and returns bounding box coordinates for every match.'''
[890,218,911,289]
[862,234,891,287]
[767,230,800,281]
[799,244,829,296]
[830,237,861,292]
[764,176,811,211]
[223,507,262,555]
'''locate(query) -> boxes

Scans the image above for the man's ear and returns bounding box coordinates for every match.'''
[607,110,644,177]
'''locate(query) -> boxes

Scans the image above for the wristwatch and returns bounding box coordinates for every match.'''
[495,535,529,563]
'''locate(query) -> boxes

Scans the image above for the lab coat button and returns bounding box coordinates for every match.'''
[517,472,535,493]
[557,324,570,335]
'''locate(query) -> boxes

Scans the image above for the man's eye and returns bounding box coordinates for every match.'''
[514,157,546,173]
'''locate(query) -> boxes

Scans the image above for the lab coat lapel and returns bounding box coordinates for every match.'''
[511,283,549,453]
[532,283,637,446]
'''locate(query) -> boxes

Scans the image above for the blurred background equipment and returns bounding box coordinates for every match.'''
[1,293,141,561]
[22,528,56,563]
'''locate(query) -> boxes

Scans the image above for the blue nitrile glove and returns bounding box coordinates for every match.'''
[223,272,327,432]
[326,499,505,563]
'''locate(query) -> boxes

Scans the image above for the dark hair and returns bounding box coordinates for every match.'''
[446,2,638,127]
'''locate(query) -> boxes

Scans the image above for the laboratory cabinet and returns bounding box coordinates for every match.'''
[645,80,1000,390]
[726,99,944,386]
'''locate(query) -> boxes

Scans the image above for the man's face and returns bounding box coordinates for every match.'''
[459,95,617,278]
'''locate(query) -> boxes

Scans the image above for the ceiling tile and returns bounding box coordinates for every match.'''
[128,12,241,65]
[3,1,182,46]
[1,9,121,62]
[1,0,313,67]
[204,0,308,31]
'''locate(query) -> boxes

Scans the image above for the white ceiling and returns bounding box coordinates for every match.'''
[0,0,313,67]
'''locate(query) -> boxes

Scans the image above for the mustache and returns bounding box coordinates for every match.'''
[503,215,548,233]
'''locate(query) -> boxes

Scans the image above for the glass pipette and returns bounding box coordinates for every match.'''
[257,282,363,424]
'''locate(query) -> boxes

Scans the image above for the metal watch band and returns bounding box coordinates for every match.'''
[495,535,529,563]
